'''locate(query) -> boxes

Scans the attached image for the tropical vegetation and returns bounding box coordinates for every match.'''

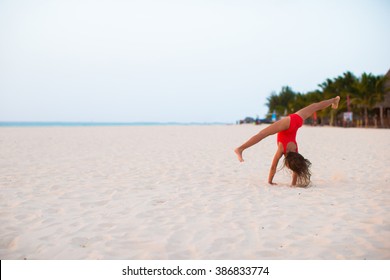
[265,71,390,127]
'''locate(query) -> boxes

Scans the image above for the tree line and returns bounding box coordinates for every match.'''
[265,71,390,127]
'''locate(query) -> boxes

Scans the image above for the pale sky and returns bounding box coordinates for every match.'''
[1,0,389,123]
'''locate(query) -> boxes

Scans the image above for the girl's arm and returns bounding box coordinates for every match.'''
[268,149,283,185]
[291,172,298,186]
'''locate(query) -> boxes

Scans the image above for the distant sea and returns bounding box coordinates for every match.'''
[0,122,229,127]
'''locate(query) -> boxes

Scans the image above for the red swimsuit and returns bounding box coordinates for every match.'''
[277,113,303,154]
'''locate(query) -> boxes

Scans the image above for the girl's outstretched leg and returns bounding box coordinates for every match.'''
[234,147,245,162]
[296,96,340,120]
[234,118,289,162]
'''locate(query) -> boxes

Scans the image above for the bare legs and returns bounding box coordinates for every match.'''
[296,96,340,120]
[234,117,290,162]
[234,96,340,162]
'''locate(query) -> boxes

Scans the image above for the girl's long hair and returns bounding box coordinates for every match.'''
[284,152,312,187]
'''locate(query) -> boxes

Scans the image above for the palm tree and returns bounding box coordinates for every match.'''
[264,71,387,127]
[266,87,296,118]
[377,73,390,127]
[279,86,297,115]
[318,72,361,126]
[353,73,384,127]
[304,90,324,124]
[319,78,339,125]
[265,91,284,118]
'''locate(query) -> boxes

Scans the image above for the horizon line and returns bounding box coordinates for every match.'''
[0,121,232,127]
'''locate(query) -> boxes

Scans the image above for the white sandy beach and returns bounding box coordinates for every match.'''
[0,124,389,260]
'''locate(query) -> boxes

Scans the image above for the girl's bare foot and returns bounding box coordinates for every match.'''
[234,148,244,162]
[331,96,340,109]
